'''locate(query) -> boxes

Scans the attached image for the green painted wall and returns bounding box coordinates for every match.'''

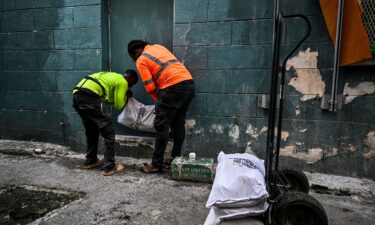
[174,0,375,178]
[0,0,374,178]
[0,0,104,148]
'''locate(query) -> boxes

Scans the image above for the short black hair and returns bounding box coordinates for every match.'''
[128,40,148,56]
[124,69,139,85]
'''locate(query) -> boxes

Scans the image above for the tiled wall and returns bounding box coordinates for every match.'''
[174,0,375,178]
[0,0,103,146]
[0,0,374,178]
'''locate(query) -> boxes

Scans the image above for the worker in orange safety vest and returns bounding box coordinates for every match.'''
[128,40,195,173]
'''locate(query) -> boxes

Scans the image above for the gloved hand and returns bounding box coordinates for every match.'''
[126,89,133,98]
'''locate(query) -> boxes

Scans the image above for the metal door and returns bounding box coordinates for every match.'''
[109,0,173,135]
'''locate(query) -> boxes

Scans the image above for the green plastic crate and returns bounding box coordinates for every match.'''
[171,157,215,183]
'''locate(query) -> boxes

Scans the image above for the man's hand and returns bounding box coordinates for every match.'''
[126,89,133,98]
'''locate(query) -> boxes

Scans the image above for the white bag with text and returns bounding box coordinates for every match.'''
[117,98,156,132]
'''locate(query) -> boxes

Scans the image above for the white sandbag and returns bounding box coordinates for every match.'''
[206,152,268,208]
[219,217,265,225]
[217,152,266,177]
[117,98,156,132]
[204,199,268,225]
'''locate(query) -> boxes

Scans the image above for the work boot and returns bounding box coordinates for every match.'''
[103,163,125,176]
[141,164,163,173]
[83,158,103,169]
[165,158,173,166]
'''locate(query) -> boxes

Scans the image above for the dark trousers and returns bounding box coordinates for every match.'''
[72,92,116,171]
[152,80,195,168]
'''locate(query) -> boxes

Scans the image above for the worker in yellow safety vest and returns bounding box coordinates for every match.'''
[72,70,138,176]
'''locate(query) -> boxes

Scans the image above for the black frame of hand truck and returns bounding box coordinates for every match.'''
[264,1,311,224]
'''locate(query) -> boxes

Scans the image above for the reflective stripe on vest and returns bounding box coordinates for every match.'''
[144,79,154,85]
[141,52,179,83]
[73,76,106,97]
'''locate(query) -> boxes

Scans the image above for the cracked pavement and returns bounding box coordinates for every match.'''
[0,140,374,225]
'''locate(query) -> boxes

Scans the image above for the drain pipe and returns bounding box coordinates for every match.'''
[329,0,344,111]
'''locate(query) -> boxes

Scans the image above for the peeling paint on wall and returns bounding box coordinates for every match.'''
[246,124,257,138]
[194,128,204,135]
[273,129,289,141]
[185,119,197,135]
[210,124,224,134]
[363,131,375,159]
[341,143,357,153]
[228,125,240,143]
[295,148,323,164]
[245,141,255,155]
[286,48,326,101]
[280,145,296,155]
[295,106,301,116]
[185,119,196,130]
[280,131,289,141]
[259,127,268,137]
[245,125,288,141]
[280,145,339,164]
[280,145,324,164]
[325,148,338,157]
[343,82,375,104]
[347,144,357,152]
[245,124,267,139]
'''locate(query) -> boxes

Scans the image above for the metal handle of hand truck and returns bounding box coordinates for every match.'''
[281,14,312,71]
[272,14,312,193]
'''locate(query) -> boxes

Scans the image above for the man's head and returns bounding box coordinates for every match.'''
[123,69,139,87]
[128,40,148,61]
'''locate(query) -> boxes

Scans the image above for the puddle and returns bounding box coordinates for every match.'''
[0,186,80,225]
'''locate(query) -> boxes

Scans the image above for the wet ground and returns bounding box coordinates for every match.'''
[0,186,80,225]
[0,140,375,225]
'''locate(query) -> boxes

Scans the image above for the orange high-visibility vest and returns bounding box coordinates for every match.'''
[136,44,193,100]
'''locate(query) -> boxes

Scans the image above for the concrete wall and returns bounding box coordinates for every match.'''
[174,0,375,178]
[0,0,374,178]
[0,0,104,147]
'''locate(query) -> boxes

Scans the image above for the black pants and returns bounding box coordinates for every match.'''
[152,80,195,168]
[72,91,116,172]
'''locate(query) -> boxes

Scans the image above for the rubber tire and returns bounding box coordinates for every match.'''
[277,169,310,193]
[271,191,328,225]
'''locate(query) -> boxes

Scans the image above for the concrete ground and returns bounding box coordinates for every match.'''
[0,140,374,225]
